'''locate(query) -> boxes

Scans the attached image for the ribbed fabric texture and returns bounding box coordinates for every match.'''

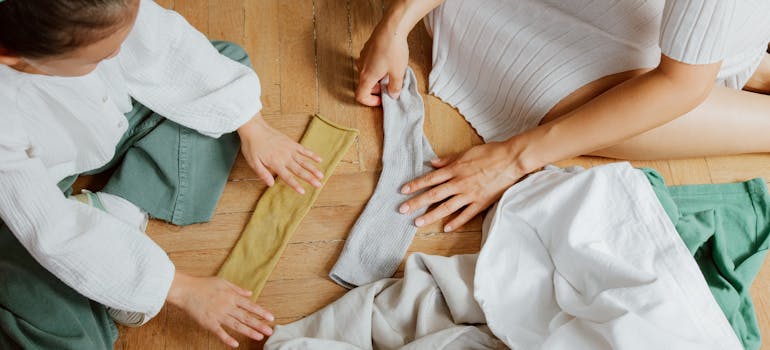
[659,0,735,65]
[425,0,770,142]
[219,115,358,299]
[329,68,436,289]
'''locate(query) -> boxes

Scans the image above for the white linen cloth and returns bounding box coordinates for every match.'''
[265,163,741,350]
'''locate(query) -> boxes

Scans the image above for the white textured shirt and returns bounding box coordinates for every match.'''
[426,0,770,142]
[0,0,261,317]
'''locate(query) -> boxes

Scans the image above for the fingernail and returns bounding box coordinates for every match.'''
[415,218,424,227]
[399,204,409,214]
[267,314,275,322]
[401,185,410,194]
[298,188,305,194]
[432,158,441,163]
[231,340,239,347]
[444,225,452,232]
[313,180,322,187]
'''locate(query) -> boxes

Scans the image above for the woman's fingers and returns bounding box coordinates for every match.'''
[430,156,455,168]
[356,73,383,106]
[401,168,453,195]
[237,298,275,322]
[253,160,275,187]
[444,203,483,233]
[387,69,405,99]
[213,325,239,348]
[399,181,458,216]
[414,195,469,228]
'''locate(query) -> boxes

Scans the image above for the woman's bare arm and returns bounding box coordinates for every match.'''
[399,55,721,231]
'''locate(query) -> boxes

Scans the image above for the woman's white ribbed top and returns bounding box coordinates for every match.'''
[425,0,770,142]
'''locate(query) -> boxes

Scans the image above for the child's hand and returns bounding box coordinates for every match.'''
[167,273,275,348]
[237,113,323,194]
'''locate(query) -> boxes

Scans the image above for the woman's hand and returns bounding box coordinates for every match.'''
[167,273,275,348]
[237,113,323,194]
[355,20,410,106]
[355,0,446,105]
[398,141,533,232]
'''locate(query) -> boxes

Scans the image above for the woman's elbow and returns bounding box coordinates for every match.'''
[656,54,720,108]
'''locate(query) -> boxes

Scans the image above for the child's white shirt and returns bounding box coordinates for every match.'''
[0,0,261,317]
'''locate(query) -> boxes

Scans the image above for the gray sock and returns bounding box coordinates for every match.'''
[329,67,436,288]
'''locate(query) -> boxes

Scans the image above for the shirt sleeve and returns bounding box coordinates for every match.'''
[659,0,736,65]
[0,121,175,317]
[118,0,262,138]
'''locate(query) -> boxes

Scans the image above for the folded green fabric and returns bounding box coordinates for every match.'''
[642,168,770,350]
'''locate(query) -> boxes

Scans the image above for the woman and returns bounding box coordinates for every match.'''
[357,0,770,232]
[0,0,324,348]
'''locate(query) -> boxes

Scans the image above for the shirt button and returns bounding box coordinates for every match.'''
[102,95,109,103]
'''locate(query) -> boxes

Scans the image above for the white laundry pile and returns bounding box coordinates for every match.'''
[265,163,741,350]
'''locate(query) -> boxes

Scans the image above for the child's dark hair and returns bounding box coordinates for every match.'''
[0,0,134,58]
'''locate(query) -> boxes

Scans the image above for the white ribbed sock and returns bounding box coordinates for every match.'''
[329,67,436,288]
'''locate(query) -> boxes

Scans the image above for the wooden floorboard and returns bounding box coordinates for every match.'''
[114,1,770,349]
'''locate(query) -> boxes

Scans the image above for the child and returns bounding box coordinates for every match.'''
[0,0,323,348]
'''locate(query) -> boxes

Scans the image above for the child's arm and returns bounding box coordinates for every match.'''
[118,0,259,138]
[0,122,174,319]
[118,0,321,193]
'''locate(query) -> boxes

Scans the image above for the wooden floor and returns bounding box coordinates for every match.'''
[112,0,770,348]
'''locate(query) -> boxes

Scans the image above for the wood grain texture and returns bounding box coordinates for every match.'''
[111,1,770,349]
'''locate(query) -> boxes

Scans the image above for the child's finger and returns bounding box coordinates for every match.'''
[237,299,275,323]
[295,157,324,180]
[299,147,322,163]
[226,316,264,342]
[223,280,252,297]
[213,325,239,348]
[290,163,322,188]
[231,308,273,335]
[278,169,305,194]
[252,160,275,187]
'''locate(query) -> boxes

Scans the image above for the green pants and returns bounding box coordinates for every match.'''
[0,41,248,350]
[643,168,770,350]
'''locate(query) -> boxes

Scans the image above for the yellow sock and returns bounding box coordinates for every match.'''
[218,115,358,299]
